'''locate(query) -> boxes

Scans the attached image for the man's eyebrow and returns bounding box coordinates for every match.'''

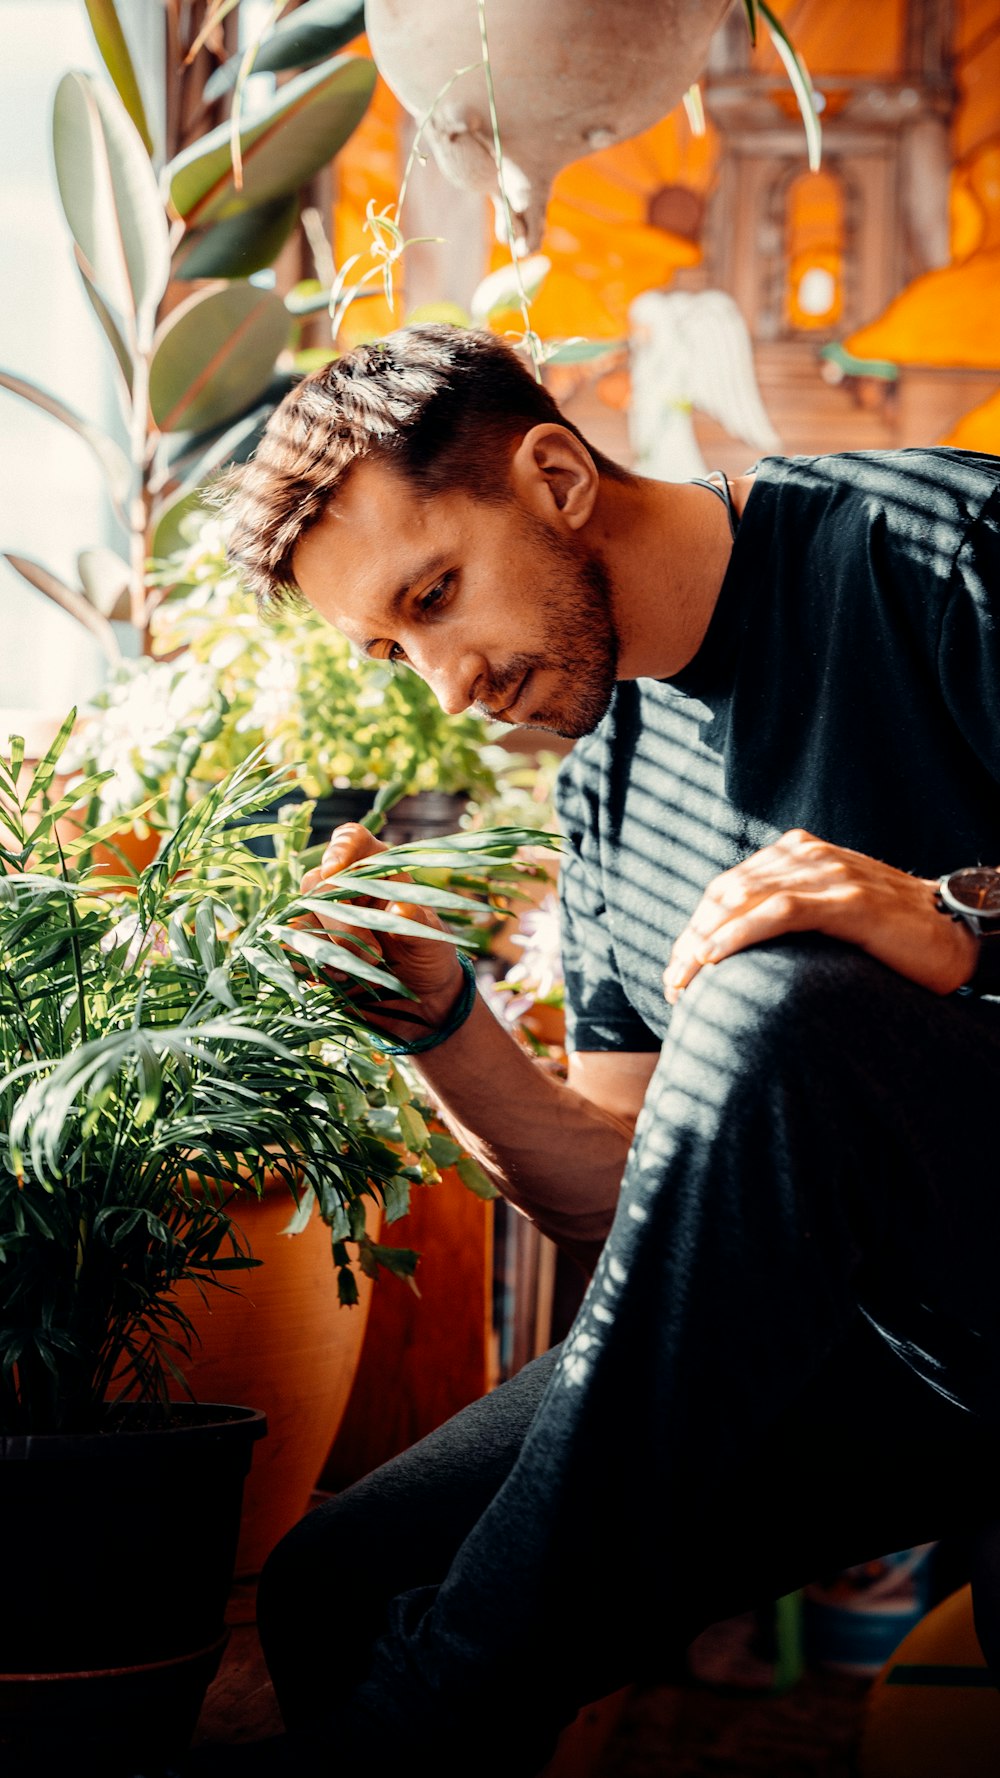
[361,553,451,654]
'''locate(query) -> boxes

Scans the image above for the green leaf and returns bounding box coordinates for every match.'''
[541,337,626,367]
[758,1,822,172]
[0,371,132,516]
[149,487,211,562]
[74,248,135,397]
[164,54,375,229]
[195,900,222,975]
[52,71,170,347]
[23,709,78,812]
[470,254,550,322]
[203,0,366,100]
[83,0,153,154]
[148,282,292,435]
[427,1131,462,1168]
[274,924,409,995]
[454,1155,498,1200]
[174,196,299,281]
[77,546,131,619]
[397,1102,429,1153]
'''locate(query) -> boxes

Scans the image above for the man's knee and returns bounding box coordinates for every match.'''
[672,934,905,1069]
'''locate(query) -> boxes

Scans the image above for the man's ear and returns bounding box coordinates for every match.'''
[510,425,599,530]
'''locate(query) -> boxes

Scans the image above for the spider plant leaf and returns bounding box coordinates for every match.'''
[758,0,822,171]
[470,254,550,323]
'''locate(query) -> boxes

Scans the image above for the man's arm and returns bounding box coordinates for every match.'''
[414,1005,656,1274]
[299,824,657,1276]
[662,828,980,1003]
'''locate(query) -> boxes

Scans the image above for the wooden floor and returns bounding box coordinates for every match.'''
[193,1588,873,1776]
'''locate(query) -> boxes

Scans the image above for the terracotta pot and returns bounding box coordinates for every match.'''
[170,1176,381,1580]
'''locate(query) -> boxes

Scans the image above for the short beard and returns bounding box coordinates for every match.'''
[475,519,619,740]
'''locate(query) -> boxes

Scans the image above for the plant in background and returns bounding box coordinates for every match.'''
[60,508,511,834]
[1,0,371,658]
[0,711,555,1435]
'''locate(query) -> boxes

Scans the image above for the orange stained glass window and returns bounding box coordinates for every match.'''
[755,0,906,78]
[485,108,717,345]
[783,169,845,331]
[331,38,405,350]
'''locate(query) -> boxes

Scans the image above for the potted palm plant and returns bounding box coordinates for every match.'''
[0,709,550,1776]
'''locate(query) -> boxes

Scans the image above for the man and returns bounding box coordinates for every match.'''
[196,323,1000,1776]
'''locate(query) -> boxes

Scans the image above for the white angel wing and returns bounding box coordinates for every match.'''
[627,289,781,482]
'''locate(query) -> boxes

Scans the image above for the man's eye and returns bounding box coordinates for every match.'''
[419,573,453,612]
[387,641,406,664]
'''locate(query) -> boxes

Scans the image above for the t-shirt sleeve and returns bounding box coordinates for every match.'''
[554,744,663,1054]
[940,481,1000,797]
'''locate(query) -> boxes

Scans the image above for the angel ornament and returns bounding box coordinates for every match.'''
[627,288,781,482]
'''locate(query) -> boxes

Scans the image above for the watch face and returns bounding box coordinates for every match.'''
[942,868,1000,919]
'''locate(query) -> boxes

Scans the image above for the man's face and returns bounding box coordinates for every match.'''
[291,456,619,740]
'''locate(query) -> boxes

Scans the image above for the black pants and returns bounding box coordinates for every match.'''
[258,939,1000,1775]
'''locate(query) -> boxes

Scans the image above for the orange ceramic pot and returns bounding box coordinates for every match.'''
[170,1176,380,1580]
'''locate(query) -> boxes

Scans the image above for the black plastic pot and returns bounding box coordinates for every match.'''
[0,1402,266,1777]
[242,787,469,856]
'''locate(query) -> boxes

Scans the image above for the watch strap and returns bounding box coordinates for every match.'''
[970,932,1000,997]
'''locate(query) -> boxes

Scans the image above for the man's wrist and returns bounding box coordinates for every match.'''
[372,953,479,1056]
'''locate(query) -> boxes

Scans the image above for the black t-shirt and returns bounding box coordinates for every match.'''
[556,447,1000,1054]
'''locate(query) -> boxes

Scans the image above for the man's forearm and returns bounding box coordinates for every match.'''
[413,995,632,1273]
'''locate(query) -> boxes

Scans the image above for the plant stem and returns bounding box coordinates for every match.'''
[476,0,543,382]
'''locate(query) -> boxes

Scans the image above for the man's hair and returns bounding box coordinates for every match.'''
[221,323,632,610]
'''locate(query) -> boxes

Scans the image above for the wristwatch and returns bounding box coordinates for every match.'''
[936,866,1000,995]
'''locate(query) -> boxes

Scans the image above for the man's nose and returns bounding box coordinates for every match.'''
[421,649,480,717]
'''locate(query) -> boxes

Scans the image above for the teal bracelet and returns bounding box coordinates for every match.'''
[372,951,479,1056]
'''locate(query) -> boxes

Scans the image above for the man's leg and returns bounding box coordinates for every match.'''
[249,939,1000,1774]
[255,1346,559,1723]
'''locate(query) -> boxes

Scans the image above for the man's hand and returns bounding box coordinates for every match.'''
[663,829,980,1003]
[296,823,467,1041]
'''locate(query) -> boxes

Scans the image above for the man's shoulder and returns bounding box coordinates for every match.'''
[748,447,1000,579]
[755,446,1000,514]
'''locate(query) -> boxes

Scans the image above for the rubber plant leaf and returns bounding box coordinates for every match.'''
[83,0,153,154]
[163,54,375,229]
[0,370,131,518]
[52,71,170,350]
[152,374,295,484]
[74,246,134,397]
[203,0,366,99]
[148,281,292,434]
[2,556,122,664]
[77,546,132,620]
[174,195,299,281]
